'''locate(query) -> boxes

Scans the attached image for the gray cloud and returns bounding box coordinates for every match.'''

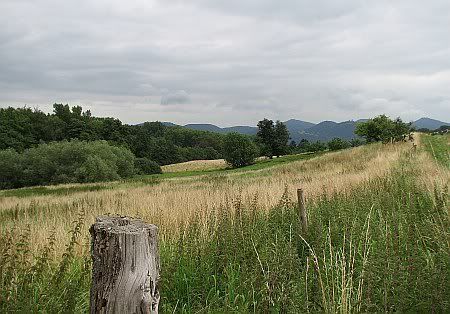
[0,0,449,126]
[161,90,191,105]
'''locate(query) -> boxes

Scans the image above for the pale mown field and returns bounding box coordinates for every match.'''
[162,159,228,172]
[0,139,436,258]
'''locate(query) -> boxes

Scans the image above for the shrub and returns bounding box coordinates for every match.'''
[327,138,351,151]
[0,140,136,189]
[223,132,258,168]
[135,158,162,175]
[0,149,23,189]
[355,115,411,143]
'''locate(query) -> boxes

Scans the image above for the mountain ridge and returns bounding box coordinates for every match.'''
[155,117,449,142]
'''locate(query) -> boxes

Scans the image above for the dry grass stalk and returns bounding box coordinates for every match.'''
[162,159,228,173]
[0,142,412,258]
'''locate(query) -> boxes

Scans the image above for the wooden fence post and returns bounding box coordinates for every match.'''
[297,189,308,234]
[90,216,160,314]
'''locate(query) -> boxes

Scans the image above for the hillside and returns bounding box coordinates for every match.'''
[158,117,449,142]
[296,120,359,142]
[160,119,314,138]
[412,117,450,130]
[1,136,448,312]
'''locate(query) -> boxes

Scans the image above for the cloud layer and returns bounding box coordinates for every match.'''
[1,0,449,125]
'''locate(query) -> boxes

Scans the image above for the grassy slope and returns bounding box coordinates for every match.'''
[0,152,321,198]
[422,133,450,168]
[1,141,448,313]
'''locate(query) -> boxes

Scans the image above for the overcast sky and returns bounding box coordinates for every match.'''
[1,0,449,126]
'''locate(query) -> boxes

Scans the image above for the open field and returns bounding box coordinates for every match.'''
[0,143,405,255]
[1,134,449,312]
[162,159,229,172]
[0,151,318,199]
[423,133,450,168]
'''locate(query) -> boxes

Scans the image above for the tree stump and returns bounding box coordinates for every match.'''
[90,216,160,314]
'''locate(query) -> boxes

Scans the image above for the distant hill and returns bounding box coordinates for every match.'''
[295,120,359,142]
[223,126,258,135]
[182,119,314,137]
[144,117,447,142]
[184,124,224,133]
[284,119,316,141]
[412,118,450,130]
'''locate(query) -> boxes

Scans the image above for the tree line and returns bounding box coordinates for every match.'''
[0,105,412,188]
[0,104,225,165]
[222,115,412,168]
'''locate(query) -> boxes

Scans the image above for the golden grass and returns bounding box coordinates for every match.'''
[413,133,450,195]
[161,159,228,173]
[2,141,435,259]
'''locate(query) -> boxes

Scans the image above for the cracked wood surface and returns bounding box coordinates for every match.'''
[90,216,160,313]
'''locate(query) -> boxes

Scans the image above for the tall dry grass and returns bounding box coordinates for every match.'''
[1,135,449,312]
[161,159,228,173]
[0,142,411,259]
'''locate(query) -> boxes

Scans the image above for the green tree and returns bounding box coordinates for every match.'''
[273,120,290,157]
[256,119,290,158]
[350,138,364,147]
[0,149,23,189]
[310,141,327,152]
[355,115,411,143]
[297,139,311,153]
[223,133,258,168]
[327,138,350,151]
[134,158,162,175]
[0,105,227,166]
[256,118,275,158]
[0,140,136,188]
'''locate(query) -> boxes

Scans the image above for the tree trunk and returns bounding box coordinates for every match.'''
[90,216,160,314]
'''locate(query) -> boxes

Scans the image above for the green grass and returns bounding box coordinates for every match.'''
[1,152,321,198]
[1,150,448,313]
[423,133,450,168]
[133,152,321,180]
[0,183,112,198]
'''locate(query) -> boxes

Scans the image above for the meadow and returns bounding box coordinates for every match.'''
[0,134,448,313]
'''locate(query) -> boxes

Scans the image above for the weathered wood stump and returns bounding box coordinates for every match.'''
[90,216,160,314]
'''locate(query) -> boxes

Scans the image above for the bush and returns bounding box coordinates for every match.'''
[0,140,136,189]
[327,138,351,151]
[310,141,327,152]
[0,149,23,189]
[355,115,411,143]
[223,133,258,168]
[135,158,162,175]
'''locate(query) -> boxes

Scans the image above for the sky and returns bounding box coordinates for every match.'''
[1,0,449,126]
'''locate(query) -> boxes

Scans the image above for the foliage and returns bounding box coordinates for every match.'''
[0,140,136,189]
[0,105,226,165]
[223,132,258,168]
[256,118,290,158]
[355,114,411,143]
[309,140,327,152]
[256,118,275,158]
[273,120,290,156]
[135,158,162,175]
[0,149,23,189]
[350,137,365,147]
[297,139,311,153]
[0,212,91,313]
[327,137,351,151]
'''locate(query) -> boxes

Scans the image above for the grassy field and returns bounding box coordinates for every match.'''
[0,152,318,199]
[422,133,450,168]
[0,135,449,313]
